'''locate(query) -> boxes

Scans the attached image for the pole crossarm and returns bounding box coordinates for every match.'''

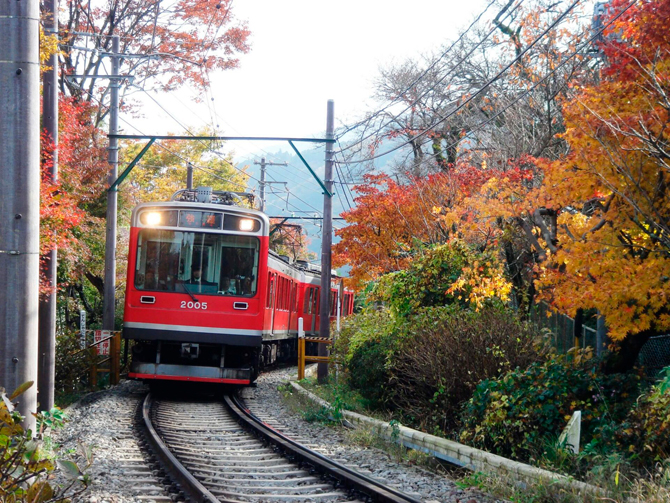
[106,135,335,195]
[109,135,335,143]
[109,138,155,192]
[288,140,332,197]
[269,217,290,236]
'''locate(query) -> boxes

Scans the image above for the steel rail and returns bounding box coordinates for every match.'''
[225,393,423,503]
[141,393,234,503]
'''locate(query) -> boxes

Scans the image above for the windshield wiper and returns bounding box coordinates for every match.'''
[182,283,200,303]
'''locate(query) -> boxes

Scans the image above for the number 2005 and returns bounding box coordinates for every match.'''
[180,301,208,309]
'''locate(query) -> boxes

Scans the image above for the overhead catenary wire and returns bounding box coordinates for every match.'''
[334,0,526,156]
[350,0,636,174]
[134,88,333,223]
[337,0,582,165]
[84,90,251,191]
[135,85,261,185]
[336,0,505,139]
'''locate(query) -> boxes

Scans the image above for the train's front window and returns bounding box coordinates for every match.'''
[134,230,260,296]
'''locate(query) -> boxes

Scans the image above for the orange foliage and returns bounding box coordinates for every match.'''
[531,0,670,341]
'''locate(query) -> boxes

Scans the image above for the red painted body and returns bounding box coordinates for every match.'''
[123,195,353,385]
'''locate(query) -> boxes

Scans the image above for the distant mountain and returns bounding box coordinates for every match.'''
[234,138,402,264]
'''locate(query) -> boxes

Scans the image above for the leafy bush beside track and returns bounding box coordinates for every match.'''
[333,304,547,433]
[389,305,546,434]
[0,382,91,501]
[459,348,645,463]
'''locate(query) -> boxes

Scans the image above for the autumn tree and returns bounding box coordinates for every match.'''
[42,1,251,329]
[269,221,315,262]
[339,0,592,178]
[59,0,250,126]
[530,0,670,371]
[333,166,518,288]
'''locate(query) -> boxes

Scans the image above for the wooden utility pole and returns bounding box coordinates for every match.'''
[38,0,59,413]
[317,100,334,383]
[0,0,41,429]
[103,35,120,333]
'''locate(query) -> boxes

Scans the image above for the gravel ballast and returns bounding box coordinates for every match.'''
[49,369,502,502]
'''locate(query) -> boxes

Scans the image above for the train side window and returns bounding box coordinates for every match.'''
[280,277,286,310]
[279,277,285,310]
[266,274,274,308]
[291,281,296,312]
[304,287,311,314]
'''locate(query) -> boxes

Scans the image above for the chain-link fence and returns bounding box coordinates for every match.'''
[638,335,670,377]
[530,302,669,376]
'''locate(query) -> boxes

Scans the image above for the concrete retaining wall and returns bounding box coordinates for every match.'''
[289,380,603,497]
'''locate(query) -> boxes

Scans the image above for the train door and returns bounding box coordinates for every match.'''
[287,280,295,334]
[310,287,319,333]
[268,272,276,335]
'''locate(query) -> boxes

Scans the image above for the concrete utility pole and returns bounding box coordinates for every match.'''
[254,157,288,212]
[38,0,59,413]
[0,0,41,429]
[103,35,120,332]
[317,100,335,383]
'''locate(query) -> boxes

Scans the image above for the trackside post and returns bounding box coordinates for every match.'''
[298,318,305,380]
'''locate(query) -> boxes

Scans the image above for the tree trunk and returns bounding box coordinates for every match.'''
[601,329,655,374]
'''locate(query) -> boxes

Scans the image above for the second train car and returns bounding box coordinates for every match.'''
[123,187,354,385]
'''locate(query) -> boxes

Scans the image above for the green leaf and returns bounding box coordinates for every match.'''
[57,459,82,480]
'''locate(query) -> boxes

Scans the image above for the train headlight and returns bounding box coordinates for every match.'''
[239,218,255,231]
[144,211,162,226]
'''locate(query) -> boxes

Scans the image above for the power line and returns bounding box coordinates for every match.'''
[353,0,635,173]
[335,0,525,155]
[338,0,582,165]
[336,0,505,140]
[135,85,262,185]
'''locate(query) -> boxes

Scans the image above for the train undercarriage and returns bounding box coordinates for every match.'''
[128,336,299,385]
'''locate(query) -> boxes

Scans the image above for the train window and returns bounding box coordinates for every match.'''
[266,274,274,308]
[134,229,259,296]
[304,287,313,314]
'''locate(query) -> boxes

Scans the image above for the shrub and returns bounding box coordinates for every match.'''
[618,366,670,467]
[459,348,644,462]
[0,381,90,500]
[387,305,546,434]
[55,330,95,403]
[333,308,402,407]
[369,241,511,317]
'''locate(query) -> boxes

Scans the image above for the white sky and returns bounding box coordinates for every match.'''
[129,0,486,158]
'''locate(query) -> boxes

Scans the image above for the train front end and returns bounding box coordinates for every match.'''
[123,190,269,385]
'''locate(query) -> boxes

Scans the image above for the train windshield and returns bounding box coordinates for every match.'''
[134,230,260,297]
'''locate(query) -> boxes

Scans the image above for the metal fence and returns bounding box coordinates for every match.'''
[638,335,670,377]
[530,302,669,375]
[529,302,597,354]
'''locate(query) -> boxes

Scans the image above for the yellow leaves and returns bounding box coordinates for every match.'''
[446,259,512,310]
[39,28,60,68]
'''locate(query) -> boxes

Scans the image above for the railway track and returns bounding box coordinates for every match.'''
[142,392,423,503]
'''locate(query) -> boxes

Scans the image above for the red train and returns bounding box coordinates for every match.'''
[123,188,354,385]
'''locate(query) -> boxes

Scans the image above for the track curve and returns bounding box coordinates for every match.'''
[141,392,423,503]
